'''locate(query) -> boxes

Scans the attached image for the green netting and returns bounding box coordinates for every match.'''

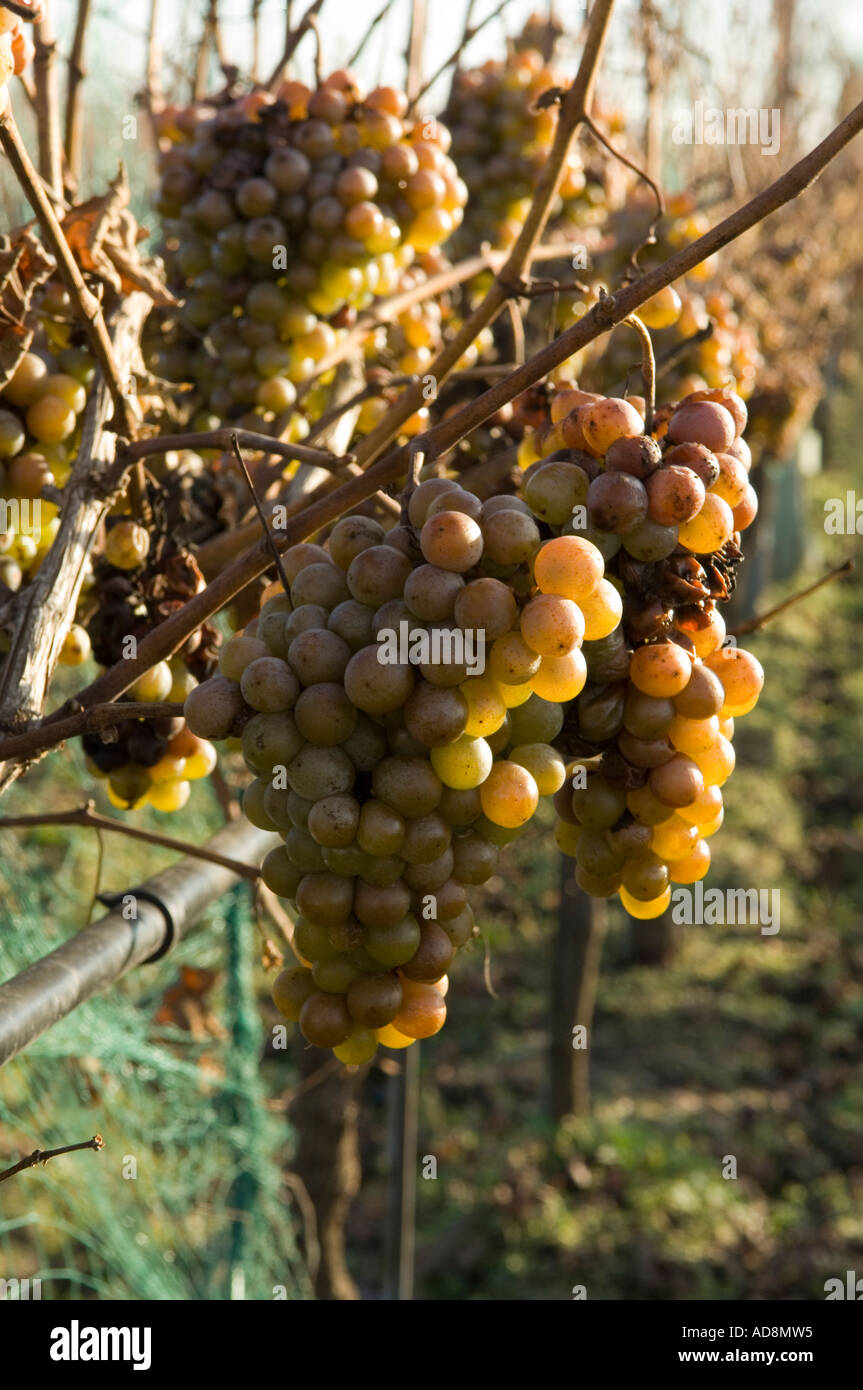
[0,868,307,1301]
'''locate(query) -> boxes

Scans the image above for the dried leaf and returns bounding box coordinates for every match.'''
[0,231,55,389]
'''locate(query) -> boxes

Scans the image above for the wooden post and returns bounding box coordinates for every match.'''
[383,1043,420,1300]
[292,1050,365,1300]
[550,856,607,1120]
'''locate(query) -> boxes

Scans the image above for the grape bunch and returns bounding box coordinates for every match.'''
[0,4,38,113]
[0,342,94,596]
[516,383,764,916]
[442,46,629,258]
[183,485,617,1062]
[577,192,763,402]
[151,74,466,432]
[81,527,219,813]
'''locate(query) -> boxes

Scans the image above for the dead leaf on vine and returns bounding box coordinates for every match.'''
[0,231,55,389]
[62,167,179,307]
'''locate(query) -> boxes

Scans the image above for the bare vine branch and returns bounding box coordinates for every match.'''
[0,1135,104,1185]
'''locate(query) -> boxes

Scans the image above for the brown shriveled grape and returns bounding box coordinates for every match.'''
[403,680,468,746]
[371,755,443,817]
[328,515,385,568]
[290,562,350,609]
[403,564,465,621]
[407,477,461,527]
[294,682,358,744]
[347,545,413,607]
[453,577,517,640]
[307,794,360,848]
[481,509,541,566]
[344,644,414,714]
[356,800,405,858]
[400,921,455,982]
[288,628,352,685]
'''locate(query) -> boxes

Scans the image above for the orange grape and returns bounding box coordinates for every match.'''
[651,815,699,859]
[667,839,711,883]
[704,646,764,716]
[392,983,446,1038]
[629,642,692,698]
[578,579,623,640]
[668,713,720,755]
[519,593,585,656]
[479,761,539,828]
[531,647,587,702]
[677,784,723,825]
[533,535,604,601]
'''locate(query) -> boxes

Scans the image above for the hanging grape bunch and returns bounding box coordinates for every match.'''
[151,73,466,432]
[516,382,764,917]
[82,525,219,813]
[578,193,763,401]
[183,484,621,1062]
[0,342,91,599]
[442,45,629,259]
[0,3,39,114]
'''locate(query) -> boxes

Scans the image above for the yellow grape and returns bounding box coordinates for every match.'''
[496,679,534,709]
[704,647,764,716]
[376,1023,417,1049]
[150,755,186,784]
[699,807,724,837]
[41,372,87,414]
[148,779,191,812]
[677,784,723,825]
[651,815,699,859]
[678,493,734,552]
[684,608,726,659]
[531,648,587,702]
[639,286,682,330]
[578,579,623,640]
[554,820,582,856]
[620,885,671,918]
[460,677,507,737]
[105,520,150,570]
[480,761,539,828]
[489,631,541,685]
[333,1026,379,1065]
[58,624,91,666]
[26,394,76,444]
[667,839,711,883]
[508,742,566,795]
[184,741,218,780]
[692,735,735,787]
[430,734,493,789]
[668,713,720,755]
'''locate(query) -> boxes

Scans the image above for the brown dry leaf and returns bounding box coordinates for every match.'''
[62,170,179,307]
[0,231,55,389]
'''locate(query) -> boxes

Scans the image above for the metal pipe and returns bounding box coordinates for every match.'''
[0,820,279,1067]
